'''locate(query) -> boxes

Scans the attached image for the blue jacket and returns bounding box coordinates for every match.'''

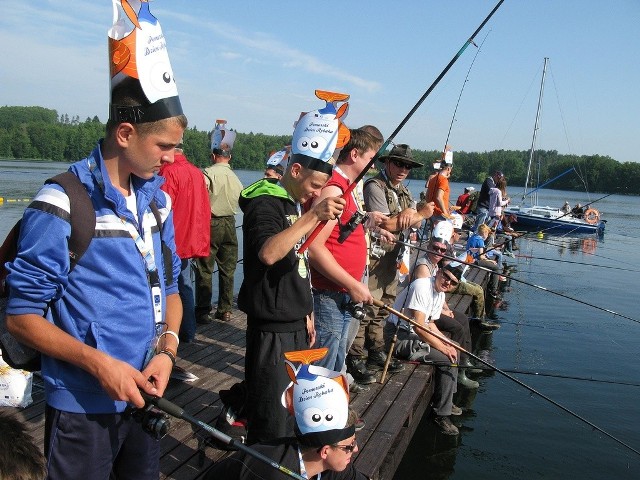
[6,142,181,414]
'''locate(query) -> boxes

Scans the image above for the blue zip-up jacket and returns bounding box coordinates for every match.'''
[6,142,181,414]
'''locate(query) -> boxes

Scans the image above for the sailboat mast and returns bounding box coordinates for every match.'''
[522,57,548,202]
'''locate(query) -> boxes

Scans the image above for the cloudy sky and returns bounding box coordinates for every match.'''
[1,0,638,163]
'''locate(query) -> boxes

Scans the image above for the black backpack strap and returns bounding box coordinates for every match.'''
[45,172,95,270]
[150,200,174,287]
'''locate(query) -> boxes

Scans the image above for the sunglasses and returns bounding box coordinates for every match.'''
[430,245,447,254]
[333,440,357,453]
[391,159,414,170]
[441,274,459,286]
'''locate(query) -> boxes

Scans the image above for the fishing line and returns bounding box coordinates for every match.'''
[394,239,640,324]
[419,361,640,388]
[374,300,640,457]
[297,0,506,254]
[512,254,640,273]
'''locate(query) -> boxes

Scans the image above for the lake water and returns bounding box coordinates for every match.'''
[2,160,640,478]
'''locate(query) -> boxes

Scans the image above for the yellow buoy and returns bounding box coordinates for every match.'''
[537,231,544,239]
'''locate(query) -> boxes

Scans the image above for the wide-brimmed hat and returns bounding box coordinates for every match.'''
[379,144,423,168]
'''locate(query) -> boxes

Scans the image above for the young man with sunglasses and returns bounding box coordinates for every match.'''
[384,264,465,436]
[346,144,434,386]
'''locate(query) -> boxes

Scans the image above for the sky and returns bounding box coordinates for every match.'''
[1,1,639,163]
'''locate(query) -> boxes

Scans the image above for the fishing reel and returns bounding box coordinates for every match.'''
[338,211,368,244]
[125,403,171,439]
[344,301,366,321]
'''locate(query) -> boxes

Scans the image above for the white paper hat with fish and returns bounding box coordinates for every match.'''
[290,90,351,175]
[432,144,454,170]
[210,119,237,156]
[108,0,183,123]
[281,348,354,448]
[266,146,291,174]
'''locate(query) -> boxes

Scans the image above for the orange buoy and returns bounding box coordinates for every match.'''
[584,208,599,225]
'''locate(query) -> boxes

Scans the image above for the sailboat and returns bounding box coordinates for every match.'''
[504,58,605,235]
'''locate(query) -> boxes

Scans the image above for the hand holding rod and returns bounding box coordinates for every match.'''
[139,391,306,480]
[372,299,640,456]
[296,0,506,255]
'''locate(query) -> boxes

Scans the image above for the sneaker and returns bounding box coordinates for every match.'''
[366,349,405,374]
[215,311,232,321]
[433,415,459,436]
[451,405,463,416]
[346,356,377,385]
[355,418,366,431]
[503,251,515,258]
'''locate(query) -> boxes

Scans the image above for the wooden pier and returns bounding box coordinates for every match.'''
[7,268,488,480]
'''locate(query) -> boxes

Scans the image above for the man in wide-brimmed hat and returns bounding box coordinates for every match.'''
[344,144,435,388]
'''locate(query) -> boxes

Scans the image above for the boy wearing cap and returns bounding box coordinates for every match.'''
[238,91,348,444]
[384,265,463,435]
[5,2,185,477]
[204,349,367,479]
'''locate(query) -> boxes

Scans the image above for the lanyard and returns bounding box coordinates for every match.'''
[87,157,163,326]
[297,446,321,479]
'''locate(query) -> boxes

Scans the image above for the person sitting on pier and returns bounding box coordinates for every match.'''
[384,264,464,436]
[466,224,502,298]
[204,349,367,479]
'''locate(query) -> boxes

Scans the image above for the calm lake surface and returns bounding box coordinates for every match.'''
[2,160,640,478]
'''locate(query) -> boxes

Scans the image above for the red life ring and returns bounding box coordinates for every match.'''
[584,208,599,225]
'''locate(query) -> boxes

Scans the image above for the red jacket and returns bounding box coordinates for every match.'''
[160,152,211,259]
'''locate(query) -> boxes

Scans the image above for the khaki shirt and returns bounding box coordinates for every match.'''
[202,163,243,216]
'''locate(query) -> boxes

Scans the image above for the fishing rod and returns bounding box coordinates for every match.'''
[297,0,506,254]
[373,299,640,457]
[513,254,640,273]
[392,237,640,324]
[417,361,640,388]
[139,391,306,480]
[443,30,491,148]
[509,166,575,201]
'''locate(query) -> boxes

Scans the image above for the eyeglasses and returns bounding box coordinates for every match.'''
[332,440,357,453]
[431,246,447,254]
[441,275,459,286]
[391,159,414,170]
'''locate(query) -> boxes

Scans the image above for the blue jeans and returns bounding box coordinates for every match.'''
[472,207,489,232]
[312,289,353,372]
[178,258,196,342]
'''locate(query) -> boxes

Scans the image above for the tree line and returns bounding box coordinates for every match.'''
[1,106,638,195]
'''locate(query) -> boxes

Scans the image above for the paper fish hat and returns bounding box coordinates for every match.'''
[282,348,354,448]
[266,146,291,175]
[108,0,183,123]
[432,144,453,170]
[290,90,351,175]
[210,119,237,155]
[431,220,454,245]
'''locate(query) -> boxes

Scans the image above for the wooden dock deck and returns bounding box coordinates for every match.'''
[7,268,489,480]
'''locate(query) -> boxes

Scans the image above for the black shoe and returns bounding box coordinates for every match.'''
[196,314,213,325]
[349,382,370,393]
[487,311,499,320]
[346,356,377,385]
[366,349,405,374]
[433,415,459,435]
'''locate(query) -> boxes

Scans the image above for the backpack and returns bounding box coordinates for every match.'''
[0,172,95,371]
[0,172,174,372]
[468,190,480,215]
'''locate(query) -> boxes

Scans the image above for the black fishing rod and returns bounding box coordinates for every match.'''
[297,0,506,254]
[513,254,640,273]
[374,299,640,457]
[139,391,306,480]
[418,361,640,388]
[393,238,640,324]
